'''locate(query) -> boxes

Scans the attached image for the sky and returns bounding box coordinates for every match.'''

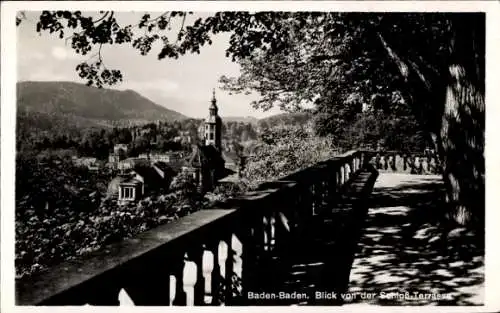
[16,11,283,119]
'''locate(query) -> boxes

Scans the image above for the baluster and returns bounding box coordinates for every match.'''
[208,241,221,305]
[202,250,214,304]
[322,173,329,212]
[232,234,243,303]
[289,189,302,246]
[216,239,236,305]
[172,255,187,306]
[252,212,266,257]
[269,214,276,250]
[183,255,197,306]
[345,163,350,181]
[232,235,243,280]
[187,248,205,305]
[328,169,337,208]
[262,215,270,251]
[224,234,234,305]
[340,167,345,185]
[310,183,317,215]
[318,179,326,216]
[118,288,135,306]
[337,170,341,190]
[274,210,291,259]
[218,241,228,300]
[169,275,176,305]
[239,218,257,301]
[323,168,329,202]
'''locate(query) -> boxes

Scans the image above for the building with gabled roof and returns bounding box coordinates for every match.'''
[106,161,175,204]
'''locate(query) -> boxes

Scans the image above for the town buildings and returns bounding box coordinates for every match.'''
[107,89,237,203]
[107,161,174,204]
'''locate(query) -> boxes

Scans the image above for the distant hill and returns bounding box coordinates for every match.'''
[17,81,188,128]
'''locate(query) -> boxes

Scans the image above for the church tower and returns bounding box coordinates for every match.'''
[204,89,222,151]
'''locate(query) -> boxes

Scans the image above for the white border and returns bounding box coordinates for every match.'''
[2,1,500,313]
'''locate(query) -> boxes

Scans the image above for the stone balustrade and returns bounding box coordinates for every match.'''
[16,150,368,306]
[361,150,442,175]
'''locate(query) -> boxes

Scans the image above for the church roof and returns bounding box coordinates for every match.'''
[185,143,225,168]
[133,165,166,185]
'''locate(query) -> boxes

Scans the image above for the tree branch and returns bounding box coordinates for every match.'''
[175,14,187,44]
[377,32,433,92]
[377,32,409,79]
[92,12,110,24]
[98,43,107,69]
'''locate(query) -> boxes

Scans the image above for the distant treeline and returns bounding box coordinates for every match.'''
[17,111,312,159]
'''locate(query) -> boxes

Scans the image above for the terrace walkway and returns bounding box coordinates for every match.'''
[345,173,485,306]
[259,173,484,306]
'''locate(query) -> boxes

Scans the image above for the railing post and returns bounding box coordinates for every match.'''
[224,233,234,305]
[187,247,205,305]
[208,241,221,305]
[172,255,187,306]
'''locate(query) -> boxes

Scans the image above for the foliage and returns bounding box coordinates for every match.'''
[242,123,337,183]
[257,111,312,129]
[169,171,198,195]
[222,121,257,143]
[17,114,201,158]
[15,154,205,278]
[210,179,253,201]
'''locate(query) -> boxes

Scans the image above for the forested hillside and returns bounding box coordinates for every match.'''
[17,81,187,125]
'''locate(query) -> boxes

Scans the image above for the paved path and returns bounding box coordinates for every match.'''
[345,173,484,306]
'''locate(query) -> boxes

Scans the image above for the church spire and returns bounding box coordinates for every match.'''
[209,88,218,115]
[204,88,222,151]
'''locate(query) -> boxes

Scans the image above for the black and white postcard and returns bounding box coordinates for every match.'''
[1,1,499,311]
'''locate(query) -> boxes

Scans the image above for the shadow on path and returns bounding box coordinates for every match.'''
[345,174,484,306]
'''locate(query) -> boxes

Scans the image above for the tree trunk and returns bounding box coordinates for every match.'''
[439,63,484,226]
[378,14,485,226]
[438,15,485,226]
